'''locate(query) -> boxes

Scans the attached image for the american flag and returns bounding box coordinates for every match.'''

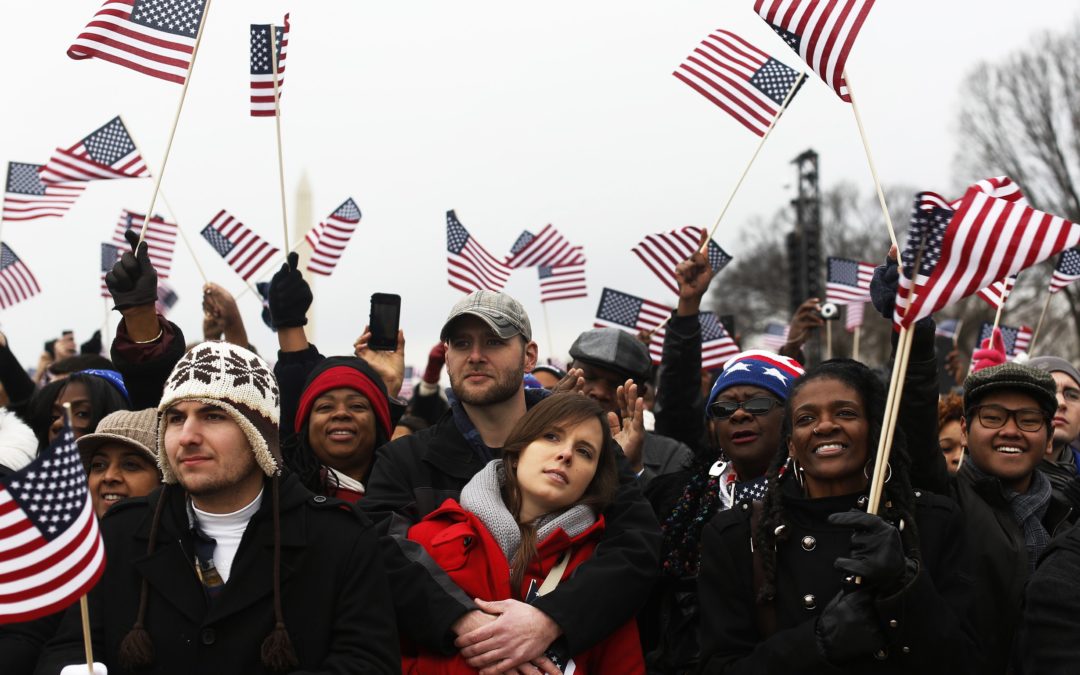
[845,302,865,332]
[250,14,290,117]
[2,163,86,222]
[632,227,733,295]
[156,281,179,316]
[0,424,105,623]
[894,184,1080,329]
[446,210,511,294]
[0,244,41,309]
[538,260,587,303]
[100,242,123,298]
[1049,248,1080,294]
[976,321,1033,359]
[826,256,874,304]
[594,287,670,335]
[39,117,150,184]
[760,320,790,351]
[506,224,584,269]
[67,0,206,84]
[935,318,960,341]
[111,210,178,279]
[399,366,417,401]
[649,311,739,369]
[674,29,803,137]
[200,210,280,282]
[754,0,876,102]
[305,198,361,276]
[975,275,1017,309]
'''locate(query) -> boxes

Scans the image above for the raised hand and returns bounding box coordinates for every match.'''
[105,229,158,310]
[971,327,1007,372]
[608,380,645,473]
[675,229,715,316]
[267,251,312,329]
[551,367,585,395]
[354,326,406,398]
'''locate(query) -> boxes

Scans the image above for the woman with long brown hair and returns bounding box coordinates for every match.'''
[403,392,646,674]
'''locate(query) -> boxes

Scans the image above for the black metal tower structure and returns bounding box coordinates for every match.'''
[788,149,822,360]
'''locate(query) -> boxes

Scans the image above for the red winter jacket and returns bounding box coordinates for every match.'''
[403,499,645,675]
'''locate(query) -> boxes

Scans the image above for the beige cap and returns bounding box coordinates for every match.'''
[77,408,158,464]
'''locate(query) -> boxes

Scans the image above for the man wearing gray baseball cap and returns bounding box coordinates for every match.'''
[363,289,660,674]
[1028,355,1080,504]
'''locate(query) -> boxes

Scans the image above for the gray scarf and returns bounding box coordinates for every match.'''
[459,459,596,564]
[1007,468,1054,572]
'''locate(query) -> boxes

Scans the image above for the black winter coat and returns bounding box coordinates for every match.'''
[360,393,663,655]
[697,480,975,675]
[37,474,400,674]
[1016,520,1080,674]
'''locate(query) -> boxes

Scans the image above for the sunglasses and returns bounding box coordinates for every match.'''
[708,396,781,420]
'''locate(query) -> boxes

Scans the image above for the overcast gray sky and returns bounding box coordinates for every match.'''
[1,1,1076,371]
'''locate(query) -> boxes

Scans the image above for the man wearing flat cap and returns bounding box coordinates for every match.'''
[568,327,693,486]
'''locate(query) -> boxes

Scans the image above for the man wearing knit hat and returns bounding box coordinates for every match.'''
[954,361,1079,674]
[363,290,660,674]
[40,341,399,674]
[1028,355,1080,504]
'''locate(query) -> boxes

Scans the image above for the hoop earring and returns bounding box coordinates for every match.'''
[863,461,892,483]
[787,456,805,488]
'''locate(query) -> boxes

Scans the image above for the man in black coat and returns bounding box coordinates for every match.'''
[362,290,661,674]
[38,341,399,674]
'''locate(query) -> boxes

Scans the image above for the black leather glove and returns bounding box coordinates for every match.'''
[80,330,102,355]
[267,252,312,328]
[869,255,898,320]
[829,510,908,591]
[815,589,886,663]
[106,229,158,310]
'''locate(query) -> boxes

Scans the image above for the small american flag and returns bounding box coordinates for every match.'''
[506,224,584,269]
[111,210,178,279]
[594,287,670,335]
[399,366,417,401]
[648,311,739,369]
[894,182,1080,329]
[632,227,733,295]
[0,424,105,623]
[845,302,865,332]
[250,15,290,117]
[1049,248,1080,294]
[976,321,1033,359]
[976,275,1017,309]
[39,117,149,184]
[826,256,874,304]
[100,242,123,298]
[305,198,361,276]
[538,259,587,303]
[446,210,511,294]
[674,29,802,136]
[200,210,280,281]
[935,318,960,341]
[67,0,206,84]
[0,244,41,309]
[2,163,86,222]
[760,320,790,351]
[156,281,179,316]
[754,0,876,102]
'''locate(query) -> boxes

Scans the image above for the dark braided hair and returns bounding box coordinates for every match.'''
[659,450,724,578]
[753,359,923,604]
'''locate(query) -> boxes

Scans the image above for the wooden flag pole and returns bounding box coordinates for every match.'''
[844,70,899,251]
[852,325,861,361]
[700,72,808,252]
[989,273,1019,336]
[80,594,95,674]
[825,320,833,360]
[157,192,209,285]
[270,23,290,252]
[139,0,213,245]
[953,318,964,349]
[1029,292,1054,355]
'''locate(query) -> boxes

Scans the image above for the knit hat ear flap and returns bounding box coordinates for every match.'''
[156,342,280,484]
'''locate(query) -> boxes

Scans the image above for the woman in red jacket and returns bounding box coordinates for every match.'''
[405,392,647,674]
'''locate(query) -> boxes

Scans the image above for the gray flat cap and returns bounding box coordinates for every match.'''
[569,328,651,382]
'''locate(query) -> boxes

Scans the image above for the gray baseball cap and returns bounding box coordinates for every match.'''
[569,328,652,383]
[440,290,533,341]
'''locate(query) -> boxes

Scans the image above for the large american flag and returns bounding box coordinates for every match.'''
[505,224,584,269]
[760,320,790,351]
[305,198,361,276]
[894,183,1080,329]
[100,242,123,298]
[825,256,874,304]
[0,244,41,309]
[538,260,587,303]
[632,227,733,295]
[754,0,875,102]
[674,29,802,136]
[1049,248,1080,294]
[0,425,104,623]
[200,210,280,282]
[975,275,1017,309]
[2,163,86,222]
[446,210,511,294]
[39,117,150,184]
[111,210,178,279]
[67,0,206,84]
[250,14,290,117]
[975,321,1033,359]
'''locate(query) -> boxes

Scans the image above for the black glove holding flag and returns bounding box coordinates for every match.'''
[815,588,886,663]
[869,253,899,320]
[268,252,312,328]
[829,510,912,593]
[106,229,158,310]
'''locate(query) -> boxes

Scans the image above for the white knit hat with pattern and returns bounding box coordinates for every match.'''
[156,342,280,484]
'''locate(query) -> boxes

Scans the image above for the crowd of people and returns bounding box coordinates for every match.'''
[0,228,1077,674]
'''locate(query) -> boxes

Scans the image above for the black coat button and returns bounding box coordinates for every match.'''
[201,628,215,645]
[801,536,816,551]
[802,594,816,610]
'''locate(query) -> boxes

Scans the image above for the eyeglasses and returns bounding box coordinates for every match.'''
[708,397,781,420]
[971,404,1047,432]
